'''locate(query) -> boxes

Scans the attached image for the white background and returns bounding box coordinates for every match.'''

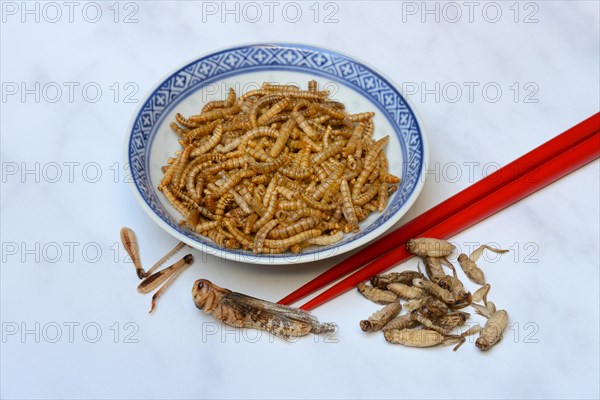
[1,1,599,399]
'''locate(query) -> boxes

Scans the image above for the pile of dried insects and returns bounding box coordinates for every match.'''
[358,238,509,351]
[160,81,401,254]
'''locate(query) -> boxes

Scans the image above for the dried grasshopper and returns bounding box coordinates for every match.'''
[360,303,402,332]
[406,238,455,258]
[458,245,508,285]
[192,279,335,340]
[357,282,398,304]
[120,226,187,280]
[370,271,424,289]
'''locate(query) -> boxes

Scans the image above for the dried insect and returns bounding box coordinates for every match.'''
[192,279,335,340]
[458,245,508,285]
[360,303,402,332]
[472,283,491,304]
[305,231,344,246]
[357,282,398,304]
[383,328,462,348]
[475,310,508,351]
[412,278,457,305]
[253,219,279,254]
[437,312,471,330]
[406,238,455,258]
[387,282,427,300]
[382,314,419,331]
[149,254,193,313]
[370,271,425,289]
[191,125,224,156]
[410,311,452,335]
[138,254,194,294]
[419,297,451,319]
[143,241,187,279]
[340,179,359,233]
[423,256,454,281]
[120,227,145,279]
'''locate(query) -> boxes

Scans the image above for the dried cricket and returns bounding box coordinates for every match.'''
[370,271,425,289]
[458,245,508,285]
[423,256,454,281]
[412,278,458,305]
[387,282,427,300]
[192,279,336,340]
[406,238,455,258]
[360,302,402,332]
[384,328,462,349]
[357,282,398,304]
[475,309,508,351]
[472,283,491,304]
[160,81,401,254]
[382,314,419,331]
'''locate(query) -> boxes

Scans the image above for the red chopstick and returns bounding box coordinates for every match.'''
[299,130,600,310]
[278,113,600,306]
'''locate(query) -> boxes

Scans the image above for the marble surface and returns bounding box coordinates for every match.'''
[1,1,599,399]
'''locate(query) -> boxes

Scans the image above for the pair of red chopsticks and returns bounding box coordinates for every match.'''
[279,112,600,311]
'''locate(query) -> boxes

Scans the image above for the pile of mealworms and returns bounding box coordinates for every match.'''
[159,81,401,254]
[358,238,509,351]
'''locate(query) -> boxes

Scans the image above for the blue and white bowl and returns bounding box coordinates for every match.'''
[126,43,427,265]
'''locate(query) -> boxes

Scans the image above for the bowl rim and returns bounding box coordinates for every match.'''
[124,42,429,265]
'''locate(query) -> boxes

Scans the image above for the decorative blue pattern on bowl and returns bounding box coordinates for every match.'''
[127,43,426,263]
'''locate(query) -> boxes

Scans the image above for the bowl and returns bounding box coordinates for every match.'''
[126,43,427,264]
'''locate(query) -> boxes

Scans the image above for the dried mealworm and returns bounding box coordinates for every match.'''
[267,217,319,239]
[257,97,292,125]
[340,179,359,233]
[352,184,379,206]
[360,303,402,332]
[357,282,398,304]
[253,193,278,231]
[214,193,234,221]
[305,231,344,246]
[352,136,388,197]
[254,219,279,254]
[377,182,388,212]
[262,228,322,249]
[191,125,224,157]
